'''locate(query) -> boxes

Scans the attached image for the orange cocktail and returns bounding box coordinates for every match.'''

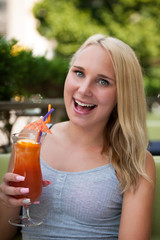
[11,138,42,203]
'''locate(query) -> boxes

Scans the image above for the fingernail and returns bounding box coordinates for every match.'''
[33,201,40,204]
[23,198,31,205]
[47,180,52,185]
[16,175,25,181]
[20,188,29,194]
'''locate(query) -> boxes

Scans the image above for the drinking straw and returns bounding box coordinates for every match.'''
[36,116,43,143]
[36,130,41,143]
[43,107,54,122]
[37,105,54,143]
[44,104,51,123]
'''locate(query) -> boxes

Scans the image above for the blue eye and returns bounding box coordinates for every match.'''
[74,71,84,77]
[98,79,110,86]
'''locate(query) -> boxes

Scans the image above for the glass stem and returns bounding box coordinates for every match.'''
[23,206,30,219]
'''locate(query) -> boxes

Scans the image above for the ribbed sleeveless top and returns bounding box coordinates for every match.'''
[22,158,123,239]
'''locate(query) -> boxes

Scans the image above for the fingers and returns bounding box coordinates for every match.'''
[22,198,31,206]
[1,172,29,196]
[2,172,24,183]
[33,179,52,204]
[0,193,28,208]
[0,174,52,208]
[42,179,52,187]
[0,172,29,208]
[2,185,29,196]
[33,200,40,204]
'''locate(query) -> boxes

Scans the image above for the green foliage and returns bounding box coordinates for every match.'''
[33,0,160,97]
[1,1,159,99]
[33,0,160,61]
[0,37,17,100]
[144,67,160,97]
[33,0,106,56]
[0,36,69,100]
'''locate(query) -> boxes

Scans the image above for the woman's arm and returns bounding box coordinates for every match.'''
[0,151,22,240]
[0,149,51,240]
[0,202,21,240]
[119,151,156,240]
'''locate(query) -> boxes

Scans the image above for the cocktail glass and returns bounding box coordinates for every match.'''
[8,131,43,227]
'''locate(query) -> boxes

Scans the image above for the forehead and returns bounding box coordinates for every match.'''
[75,44,109,59]
[73,45,112,66]
[72,44,115,78]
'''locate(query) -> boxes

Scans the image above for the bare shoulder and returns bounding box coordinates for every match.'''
[119,151,156,240]
[145,151,156,181]
[41,121,69,158]
[50,121,69,134]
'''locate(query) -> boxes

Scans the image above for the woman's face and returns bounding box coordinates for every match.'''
[64,44,117,130]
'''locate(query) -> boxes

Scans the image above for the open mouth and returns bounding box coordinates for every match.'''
[74,99,96,113]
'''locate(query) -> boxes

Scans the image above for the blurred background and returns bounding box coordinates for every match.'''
[0,0,160,154]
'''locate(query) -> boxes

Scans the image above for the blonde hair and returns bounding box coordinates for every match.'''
[70,34,149,192]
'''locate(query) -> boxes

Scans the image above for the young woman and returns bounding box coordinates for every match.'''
[0,34,156,240]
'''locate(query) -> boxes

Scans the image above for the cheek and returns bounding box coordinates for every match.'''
[99,88,117,107]
[64,77,77,94]
[64,77,71,94]
[64,77,75,101]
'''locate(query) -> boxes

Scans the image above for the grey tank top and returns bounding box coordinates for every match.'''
[22,159,123,240]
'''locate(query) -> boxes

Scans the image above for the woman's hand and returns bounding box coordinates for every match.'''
[32,180,52,204]
[0,172,29,207]
[0,173,52,207]
[42,179,52,187]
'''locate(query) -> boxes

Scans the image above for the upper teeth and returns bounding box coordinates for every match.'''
[75,100,94,107]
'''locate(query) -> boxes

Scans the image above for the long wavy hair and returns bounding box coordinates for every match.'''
[70,34,150,192]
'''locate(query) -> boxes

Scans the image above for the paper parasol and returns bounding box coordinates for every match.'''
[24,118,52,134]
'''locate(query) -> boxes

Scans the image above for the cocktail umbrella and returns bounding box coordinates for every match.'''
[24,106,54,142]
[24,118,52,134]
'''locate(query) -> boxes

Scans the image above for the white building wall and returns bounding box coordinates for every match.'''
[0,0,7,35]
[6,0,54,59]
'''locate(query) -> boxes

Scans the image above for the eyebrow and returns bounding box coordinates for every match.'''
[73,65,84,71]
[73,65,115,82]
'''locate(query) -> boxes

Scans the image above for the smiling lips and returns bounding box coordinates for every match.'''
[74,99,96,113]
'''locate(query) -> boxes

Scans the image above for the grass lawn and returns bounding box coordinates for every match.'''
[147,111,160,141]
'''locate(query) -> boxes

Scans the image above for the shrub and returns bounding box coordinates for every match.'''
[0,36,69,100]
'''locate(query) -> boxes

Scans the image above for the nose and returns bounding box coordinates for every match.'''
[78,79,93,97]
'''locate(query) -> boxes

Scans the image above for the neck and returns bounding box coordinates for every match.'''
[66,121,105,150]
